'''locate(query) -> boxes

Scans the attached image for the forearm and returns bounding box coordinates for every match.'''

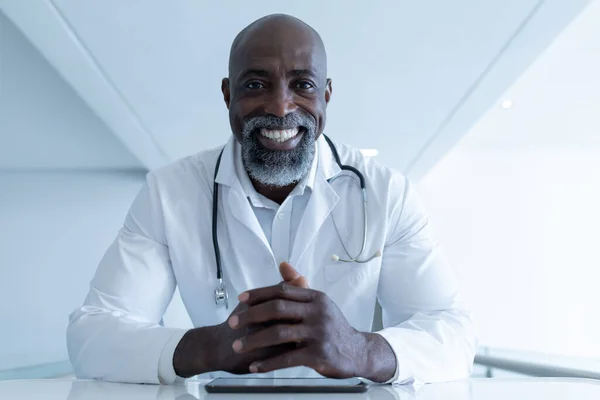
[358,332,397,383]
[173,325,221,378]
[67,307,185,384]
[376,309,477,383]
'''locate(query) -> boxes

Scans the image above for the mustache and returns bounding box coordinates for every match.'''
[242,113,316,135]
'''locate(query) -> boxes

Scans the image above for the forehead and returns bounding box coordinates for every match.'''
[236,46,321,76]
[230,28,326,79]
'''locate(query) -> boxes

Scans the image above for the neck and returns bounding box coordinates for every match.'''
[251,179,296,205]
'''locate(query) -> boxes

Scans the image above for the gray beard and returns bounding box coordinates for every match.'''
[240,114,317,187]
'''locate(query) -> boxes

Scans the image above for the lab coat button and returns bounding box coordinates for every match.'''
[278,213,285,220]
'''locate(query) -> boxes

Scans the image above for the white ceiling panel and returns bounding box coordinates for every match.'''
[0,11,142,170]
[49,0,539,168]
[1,0,592,175]
[459,0,600,150]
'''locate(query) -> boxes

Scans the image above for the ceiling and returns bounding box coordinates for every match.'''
[459,0,600,150]
[0,12,142,170]
[0,0,593,178]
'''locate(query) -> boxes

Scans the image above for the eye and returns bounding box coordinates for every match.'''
[245,81,265,90]
[294,81,314,90]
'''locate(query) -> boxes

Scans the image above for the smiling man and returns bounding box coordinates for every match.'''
[225,14,330,201]
[67,14,477,385]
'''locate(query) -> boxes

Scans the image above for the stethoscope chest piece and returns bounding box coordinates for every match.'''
[214,279,228,309]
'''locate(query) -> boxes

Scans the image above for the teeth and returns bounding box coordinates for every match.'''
[260,128,299,143]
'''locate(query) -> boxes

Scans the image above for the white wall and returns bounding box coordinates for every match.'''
[0,172,144,370]
[418,1,600,360]
[418,146,600,358]
[0,11,150,371]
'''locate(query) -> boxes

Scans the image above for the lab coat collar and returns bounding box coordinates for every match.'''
[214,136,238,188]
[316,134,342,181]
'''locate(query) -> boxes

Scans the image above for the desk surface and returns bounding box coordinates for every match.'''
[0,378,599,399]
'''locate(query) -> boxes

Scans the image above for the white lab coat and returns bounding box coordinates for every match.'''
[67,135,477,385]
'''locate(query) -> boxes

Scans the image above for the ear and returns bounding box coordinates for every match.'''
[325,78,332,106]
[221,78,231,109]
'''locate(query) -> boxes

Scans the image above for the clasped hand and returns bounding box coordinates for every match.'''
[227,262,367,378]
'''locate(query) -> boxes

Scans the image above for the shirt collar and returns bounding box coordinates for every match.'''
[233,139,320,207]
[215,135,341,192]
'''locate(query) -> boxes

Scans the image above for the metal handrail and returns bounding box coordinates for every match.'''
[0,361,72,381]
[475,348,600,380]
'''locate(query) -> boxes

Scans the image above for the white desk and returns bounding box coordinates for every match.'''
[0,378,599,399]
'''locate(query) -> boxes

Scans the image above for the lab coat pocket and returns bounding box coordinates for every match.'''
[323,262,372,285]
[322,262,377,324]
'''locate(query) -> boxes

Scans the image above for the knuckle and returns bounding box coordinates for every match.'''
[312,290,326,302]
[273,299,286,314]
[277,326,292,341]
[278,282,289,295]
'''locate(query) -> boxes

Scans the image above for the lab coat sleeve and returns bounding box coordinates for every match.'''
[374,179,477,384]
[66,174,188,384]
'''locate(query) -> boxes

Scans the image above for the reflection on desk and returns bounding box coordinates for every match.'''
[0,378,599,399]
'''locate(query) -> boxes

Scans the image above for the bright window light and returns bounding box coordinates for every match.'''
[501,100,513,109]
[360,149,379,157]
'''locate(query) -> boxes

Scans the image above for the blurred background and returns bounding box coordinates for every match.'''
[1,0,599,380]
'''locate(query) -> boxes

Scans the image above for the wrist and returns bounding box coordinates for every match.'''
[357,332,397,382]
[173,325,220,378]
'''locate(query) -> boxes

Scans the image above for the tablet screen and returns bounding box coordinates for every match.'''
[209,377,364,387]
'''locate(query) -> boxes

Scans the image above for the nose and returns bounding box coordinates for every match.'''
[264,83,297,118]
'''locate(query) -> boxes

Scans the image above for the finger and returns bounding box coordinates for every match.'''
[229,299,307,329]
[238,283,318,306]
[279,262,310,289]
[232,324,310,353]
[279,262,300,281]
[248,348,314,373]
[289,275,309,288]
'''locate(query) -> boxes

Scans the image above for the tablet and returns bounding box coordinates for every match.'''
[204,377,369,393]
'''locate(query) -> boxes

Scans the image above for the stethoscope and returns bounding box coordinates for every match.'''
[213,135,382,308]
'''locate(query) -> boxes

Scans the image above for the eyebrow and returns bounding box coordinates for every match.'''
[238,68,319,81]
[238,69,270,80]
[290,69,318,79]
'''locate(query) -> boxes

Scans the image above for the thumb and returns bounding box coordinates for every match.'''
[279,262,309,289]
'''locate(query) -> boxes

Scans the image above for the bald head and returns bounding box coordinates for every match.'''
[221,14,332,189]
[228,14,327,79]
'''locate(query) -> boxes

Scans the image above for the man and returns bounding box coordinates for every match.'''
[67,14,476,385]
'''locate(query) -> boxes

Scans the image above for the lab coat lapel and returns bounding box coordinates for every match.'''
[225,186,271,253]
[290,136,341,267]
[215,137,272,258]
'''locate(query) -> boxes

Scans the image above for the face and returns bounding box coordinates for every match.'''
[222,28,332,187]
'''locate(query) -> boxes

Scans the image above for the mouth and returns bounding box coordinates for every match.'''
[259,127,302,143]
[254,126,306,150]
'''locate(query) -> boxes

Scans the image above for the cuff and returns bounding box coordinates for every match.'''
[158,329,188,384]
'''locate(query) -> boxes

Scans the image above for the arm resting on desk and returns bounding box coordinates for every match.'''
[67,179,187,384]
[374,179,477,384]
